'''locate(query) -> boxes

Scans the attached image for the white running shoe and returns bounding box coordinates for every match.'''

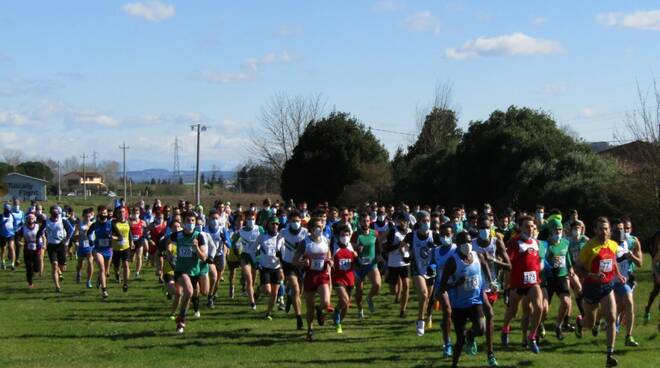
[416,320,426,336]
[193,311,201,318]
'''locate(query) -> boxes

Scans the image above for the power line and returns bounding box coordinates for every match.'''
[369,126,416,137]
[119,142,130,199]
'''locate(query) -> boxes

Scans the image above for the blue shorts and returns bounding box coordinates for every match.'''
[93,247,113,260]
[613,281,632,296]
[354,263,377,280]
[77,246,93,257]
[583,281,614,305]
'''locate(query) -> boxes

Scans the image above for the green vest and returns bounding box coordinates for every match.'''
[175,230,201,276]
[357,229,377,267]
[543,239,571,279]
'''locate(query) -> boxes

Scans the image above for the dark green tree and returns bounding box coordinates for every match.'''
[0,162,13,179]
[15,161,54,182]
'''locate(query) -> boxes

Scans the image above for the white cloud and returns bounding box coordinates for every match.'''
[445,32,562,60]
[0,109,29,125]
[273,25,302,37]
[541,82,568,96]
[404,11,440,35]
[371,0,402,13]
[202,50,294,85]
[73,111,119,126]
[200,71,255,85]
[532,16,547,25]
[123,1,175,22]
[0,132,18,147]
[579,107,595,118]
[597,10,660,31]
[243,51,292,71]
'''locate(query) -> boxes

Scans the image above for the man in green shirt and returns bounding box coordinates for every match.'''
[539,219,572,340]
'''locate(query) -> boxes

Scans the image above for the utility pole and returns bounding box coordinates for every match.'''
[57,161,61,202]
[190,124,208,206]
[92,150,99,169]
[119,142,130,200]
[81,153,88,200]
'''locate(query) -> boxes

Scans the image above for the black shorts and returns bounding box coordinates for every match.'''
[545,277,570,303]
[214,254,225,269]
[259,268,282,285]
[47,242,67,265]
[516,287,532,296]
[386,266,410,284]
[583,281,614,305]
[228,260,241,270]
[163,273,174,283]
[282,261,302,278]
[451,304,484,333]
[112,249,129,267]
[174,271,200,286]
[0,236,13,247]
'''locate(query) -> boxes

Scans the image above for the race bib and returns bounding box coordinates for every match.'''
[118,239,127,246]
[523,271,537,285]
[402,250,410,258]
[98,239,110,248]
[131,234,140,241]
[267,247,276,257]
[599,259,613,273]
[338,258,351,270]
[27,242,37,251]
[311,258,325,271]
[552,256,566,269]
[463,275,479,291]
[359,256,372,266]
[179,247,193,258]
[81,240,90,248]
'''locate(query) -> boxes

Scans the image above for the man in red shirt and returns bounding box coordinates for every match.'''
[500,216,544,354]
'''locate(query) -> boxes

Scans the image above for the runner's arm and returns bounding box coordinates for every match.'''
[628,238,643,267]
[438,257,457,293]
[494,238,512,270]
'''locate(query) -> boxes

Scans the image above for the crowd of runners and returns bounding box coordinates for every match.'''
[2,197,659,367]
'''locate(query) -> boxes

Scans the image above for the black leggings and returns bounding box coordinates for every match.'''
[24,249,40,285]
[451,305,485,366]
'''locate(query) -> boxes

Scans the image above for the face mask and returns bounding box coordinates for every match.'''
[245,219,255,228]
[616,231,626,243]
[571,229,580,238]
[459,243,471,256]
[13,205,19,211]
[184,223,195,232]
[249,207,256,212]
[441,236,452,246]
[536,212,544,221]
[520,232,530,241]
[377,215,385,222]
[339,235,350,246]
[550,233,562,243]
[478,229,490,240]
[313,228,322,237]
[279,216,287,223]
[371,211,377,219]
[624,231,631,238]
[289,221,301,231]
[51,211,60,218]
[452,222,463,233]
[418,223,429,232]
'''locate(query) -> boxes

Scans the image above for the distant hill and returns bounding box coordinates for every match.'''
[122,169,235,184]
[588,141,613,153]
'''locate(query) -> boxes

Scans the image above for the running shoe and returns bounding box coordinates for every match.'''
[285,294,292,313]
[467,333,478,355]
[336,323,343,334]
[193,311,201,318]
[555,324,565,340]
[487,354,499,367]
[102,289,109,299]
[76,273,81,283]
[264,314,273,321]
[563,322,576,332]
[296,316,304,330]
[538,324,546,339]
[625,335,639,347]
[169,314,176,321]
[207,298,215,309]
[250,303,256,311]
[644,311,651,323]
[592,325,599,337]
[357,309,364,320]
[427,314,433,329]
[575,316,583,338]
[59,275,63,282]
[229,286,235,299]
[367,296,376,313]
[443,344,453,358]
[500,330,510,347]
[399,310,406,318]
[55,287,61,294]
[305,329,313,342]
[86,280,93,289]
[316,306,326,326]
[176,316,185,334]
[135,272,141,280]
[115,274,120,283]
[606,356,618,367]
[416,320,425,336]
[122,284,128,293]
[529,338,540,354]
[11,264,15,271]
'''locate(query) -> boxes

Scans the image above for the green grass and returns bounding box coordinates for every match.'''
[0,258,658,368]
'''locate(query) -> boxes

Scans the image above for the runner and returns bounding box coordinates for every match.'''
[148,209,168,283]
[644,231,660,323]
[129,206,148,279]
[567,220,589,331]
[163,219,183,319]
[256,216,284,320]
[438,231,486,368]
[384,212,412,318]
[574,217,626,367]
[353,213,382,319]
[1,203,16,270]
[112,206,133,292]
[611,219,642,347]
[280,211,308,330]
[11,198,24,267]
[193,217,215,318]
[232,210,263,310]
[473,216,510,366]
[402,211,440,336]
[15,213,45,287]
[75,208,95,288]
[87,205,116,298]
[501,215,544,353]
[294,217,332,341]
[332,223,357,333]
[432,223,457,357]
[206,209,230,308]
[226,213,243,299]
[44,206,74,293]
[168,211,207,333]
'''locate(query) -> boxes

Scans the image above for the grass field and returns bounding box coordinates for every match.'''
[0,255,658,368]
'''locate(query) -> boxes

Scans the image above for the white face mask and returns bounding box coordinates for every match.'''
[377,215,385,222]
[571,229,581,238]
[459,242,471,256]
[441,236,452,246]
[184,223,195,232]
[245,219,255,228]
[313,228,322,237]
[289,221,301,231]
[339,235,350,245]
[478,229,490,240]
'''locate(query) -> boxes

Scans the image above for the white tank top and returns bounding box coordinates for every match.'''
[280,227,308,264]
[78,222,91,248]
[46,218,66,244]
[388,227,411,267]
[305,235,329,272]
[412,230,435,279]
[238,227,260,259]
[23,224,41,250]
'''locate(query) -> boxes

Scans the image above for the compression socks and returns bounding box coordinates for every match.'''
[192,296,200,312]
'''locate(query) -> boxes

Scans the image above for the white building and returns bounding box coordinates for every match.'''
[1,172,48,201]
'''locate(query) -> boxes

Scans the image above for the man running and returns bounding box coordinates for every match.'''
[15,213,45,287]
[567,220,589,330]
[75,208,95,288]
[432,223,457,358]
[88,205,117,298]
[539,219,572,340]
[279,211,308,330]
[332,223,357,333]
[1,203,17,270]
[384,212,412,317]
[44,206,74,293]
[232,210,263,310]
[129,206,148,279]
[112,206,133,292]
[574,217,626,367]
[353,213,382,319]
[611,219,642,347]
[256,216,284,320]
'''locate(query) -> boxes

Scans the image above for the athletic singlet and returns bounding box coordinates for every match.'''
[473,237,497,284]
[257,233,283,269]
[304,236,330,272]
[236,227,261,262]
[77,222,92,249]
[22,224,43,250]
[568,235,588,265]
[433,243,457,284]
[174,230,202,276]
[113,221,131,251]
[206,226,225,255]
[448,251,483,308]
[90,220,113,249]
[507,237,541,289]
[45,217,66,244]
[1,214,15,237]
[387,227,410,267]
[625,235,638,274]
[280,227,308,264]
[410,230,436,279]
[578,238,618,284]
[615,241,630,279]
[129,220,145,241]
[355,229,378,267]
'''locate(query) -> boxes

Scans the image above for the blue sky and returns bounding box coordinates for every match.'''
[1,0,659,170]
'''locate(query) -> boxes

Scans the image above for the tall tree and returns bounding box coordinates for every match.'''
[15,161,54,182]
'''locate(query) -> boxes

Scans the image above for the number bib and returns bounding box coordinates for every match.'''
[98,239,110,248]
[339,258,351,271]
[359,257,372,266]
[132,234,140,241]
[266,247,276,257]
[599,259,613,273]
[81,240,90,248]
[179,247,193,258]
[27,242,37,251]
[552,256,566,269]
[463,275,479,291]
[311,258,325,271]
[523,271,537,285]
